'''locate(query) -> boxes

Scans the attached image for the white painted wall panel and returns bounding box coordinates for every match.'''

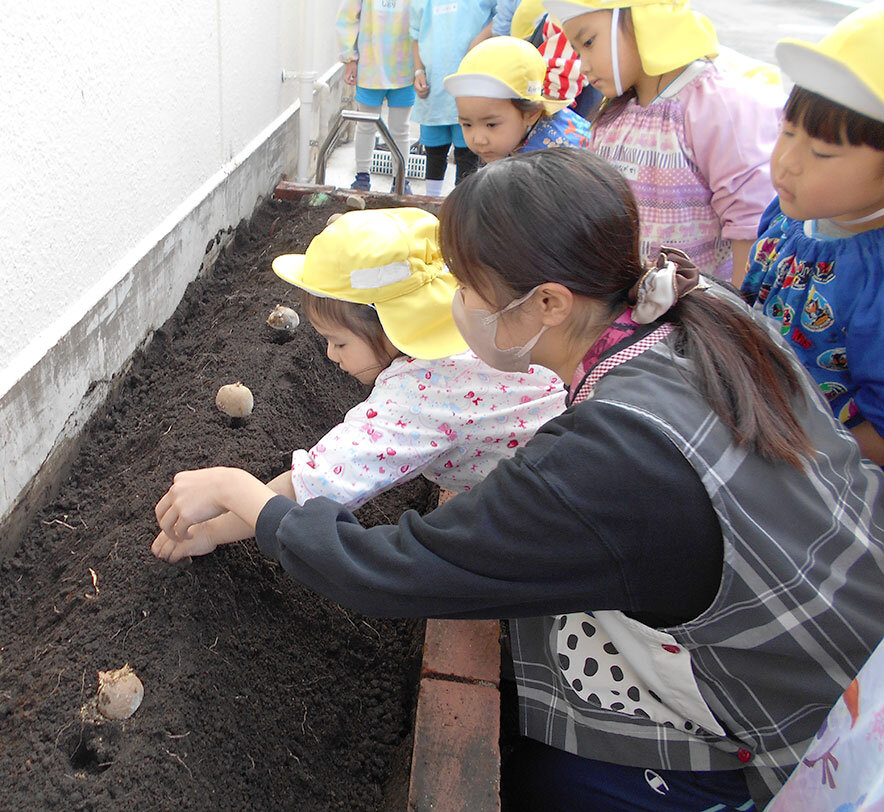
[0,0,345,537]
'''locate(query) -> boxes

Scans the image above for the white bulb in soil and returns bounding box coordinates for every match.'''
[266,304,300,333]
[325,212,343,226]
[97,664,144,720]
[215,382,254,418]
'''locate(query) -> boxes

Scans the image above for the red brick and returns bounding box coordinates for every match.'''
[422,619,500,686]
[408,679,500,812]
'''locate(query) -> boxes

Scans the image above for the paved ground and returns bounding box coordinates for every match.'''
[693,0,864,62]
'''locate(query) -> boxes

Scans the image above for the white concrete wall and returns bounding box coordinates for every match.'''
[0,1,343,543]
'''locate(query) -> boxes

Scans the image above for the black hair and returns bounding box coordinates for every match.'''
[784,85,884,151]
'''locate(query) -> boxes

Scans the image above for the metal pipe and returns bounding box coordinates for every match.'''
[296,0,316,183]
[315,109,406,193]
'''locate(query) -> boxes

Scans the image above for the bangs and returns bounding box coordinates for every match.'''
[785,86,884,150]
[298,292,390,359]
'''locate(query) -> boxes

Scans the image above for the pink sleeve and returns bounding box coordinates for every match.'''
[682,72,781,242]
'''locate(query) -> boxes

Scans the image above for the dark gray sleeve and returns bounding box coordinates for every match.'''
[256,403,723,621]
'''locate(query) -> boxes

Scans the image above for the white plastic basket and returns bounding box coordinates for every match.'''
[370,149,426,179]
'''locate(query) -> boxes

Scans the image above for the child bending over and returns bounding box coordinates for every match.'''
[152,207,564,561]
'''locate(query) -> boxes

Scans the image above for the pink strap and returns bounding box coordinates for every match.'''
[571,324,675,405]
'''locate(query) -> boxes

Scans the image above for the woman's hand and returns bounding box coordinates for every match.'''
[344,60,358,86]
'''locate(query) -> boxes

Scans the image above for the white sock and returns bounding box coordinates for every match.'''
[425,178,444,196]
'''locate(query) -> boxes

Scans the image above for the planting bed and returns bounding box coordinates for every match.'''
[0,197,440,811]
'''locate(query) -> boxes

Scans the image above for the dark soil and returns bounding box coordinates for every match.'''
[0,196,440,811]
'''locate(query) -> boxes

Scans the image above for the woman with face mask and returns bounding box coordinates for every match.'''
[152,149,884,811]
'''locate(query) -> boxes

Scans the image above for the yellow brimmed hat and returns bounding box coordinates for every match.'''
[776,2,884,123]
[271,208,468,360]
[443,36,571,114]
[542,0,718,76]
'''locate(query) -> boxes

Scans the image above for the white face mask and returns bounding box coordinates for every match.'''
[451,286,548,373]
[836,205,884,226]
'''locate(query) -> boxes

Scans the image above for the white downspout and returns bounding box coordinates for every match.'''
[296,0,316,182]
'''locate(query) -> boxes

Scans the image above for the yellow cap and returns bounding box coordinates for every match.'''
[444,36,571,114]
[776,1,884,123]
[542,0,718,76]
[271,208,468,360]
[511,0,546,39]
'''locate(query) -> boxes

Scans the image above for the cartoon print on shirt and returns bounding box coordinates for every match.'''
[839,398,860,425]
[820,381,849,403]
[818,348,848,373]
[802,286,835,332]
[769,299,795,336]
[784,259,813,291]
[812,260,836,285]
[774,253,795,287]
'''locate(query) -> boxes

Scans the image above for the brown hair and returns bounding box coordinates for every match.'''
[511,98,545,118]
[785,85,884,151]
[439,148,813,467]
[298,291,398,363]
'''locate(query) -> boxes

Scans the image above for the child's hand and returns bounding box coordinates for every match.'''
[344,60,358,86]
[151,529,217,564]
[414,70,429,99]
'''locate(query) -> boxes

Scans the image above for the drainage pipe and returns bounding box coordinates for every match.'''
[296,0,316,182]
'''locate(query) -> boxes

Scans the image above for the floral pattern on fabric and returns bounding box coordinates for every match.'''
[291,351,565,508]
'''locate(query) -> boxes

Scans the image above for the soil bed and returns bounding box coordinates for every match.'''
[0,197,439,811]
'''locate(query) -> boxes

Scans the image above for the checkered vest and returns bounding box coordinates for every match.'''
[510,318,884,807]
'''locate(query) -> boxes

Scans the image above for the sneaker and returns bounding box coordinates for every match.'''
[390,179,413,195]
[350,172,370,191]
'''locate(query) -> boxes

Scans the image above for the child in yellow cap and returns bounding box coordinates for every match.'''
[151,208,564,562]
[444,36,592,163]
[545,0,781,282]
[742,2,884,468]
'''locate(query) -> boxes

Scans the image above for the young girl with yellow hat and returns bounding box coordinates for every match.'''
[150,208,564,561]
[443,36,592,163]
[544,0,781,282]
[741,3,884,468]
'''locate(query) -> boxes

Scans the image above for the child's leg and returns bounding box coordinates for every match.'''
[354,101,383,174]
[454,148,479,185]
[421,124,452,196]
[451,125,478,185]
[423,146,450,196]
[386,104,413,172]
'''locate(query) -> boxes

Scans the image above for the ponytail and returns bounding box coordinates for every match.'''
[667,292,812,468]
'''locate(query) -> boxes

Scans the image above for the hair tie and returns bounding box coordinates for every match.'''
[628,247,707,324]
